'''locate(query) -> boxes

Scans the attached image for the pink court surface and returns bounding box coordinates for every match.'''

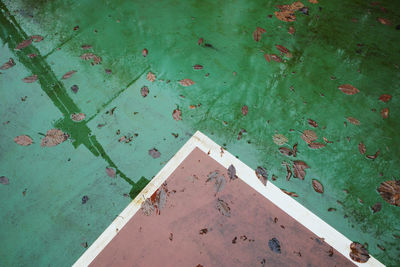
[74,132,384,267]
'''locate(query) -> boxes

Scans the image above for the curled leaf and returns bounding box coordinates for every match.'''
[366,150,380,160]
[14,135,33,146]
[358,142,366,154]
[338,84,360,95]
[270,54,282,62]
[179,79,195,87]
[312,179,324,193]
[308,119,318,128]
[62,70,77,79]
[281,189,298,197]
[285,164,292,181]
[275,45,289,54]
[253,27,266,42]
[350,242,370,263]
[279,147,292,156]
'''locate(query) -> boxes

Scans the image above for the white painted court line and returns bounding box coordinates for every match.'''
[73,131,384,267]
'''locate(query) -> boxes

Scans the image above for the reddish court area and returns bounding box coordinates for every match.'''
[91,148,355,267]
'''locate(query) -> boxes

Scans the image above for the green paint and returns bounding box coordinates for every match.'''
[0,0,399,266]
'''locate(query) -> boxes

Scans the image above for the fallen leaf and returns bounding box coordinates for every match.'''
[14,135,33,146]
[293,160,309,180]
[366,150,380,160]
[279,147,293,156]
[81,44,92,49]
[253,27,266,42]
[80,53,95,60]
[285,164,292,181]
[270,54,282,62]
[62,70,77,79]
[264,54,271,62]
[377,180,400,206]
[15,38,32,50]
[199,228,208,235]
[377,18,392,25]
[358,142,366,154]
[141,198,155,215]
[216,198,231,217]
[347,117,360,125]
[273,134,288,145]
[22,75,38,83]
[323,137,333,143]
[241,105,248,116]
[172,108,182,121]
[206,171,219,183]
[371,202,382,213]
[350,242,370,263]
[288,26,295,34]
[381,108,389,119]
[301,130,317,144]
[179,79,195,86]
[149,148,161,158]
[41,129,69,147]
[71,113,86,122]
[275,45,289,54]
[142,48,148,57]
[198,38,204,45]
[274,1,304,22]
[193,64,203,70]
[227,164,238,180]
[31,35,43,42]
[0,58,16,70]
[105,167,116,178]
[141,86,149,97]
[308,142,326,149]
[0,176,9,185]
[308,119,318,128]
[255,166,268,186]
[281,189,298,197]
[214,176,226,194]
[312,179,324,193]
[292,143,298,157]
[379,94,392,103]
[82,195,89,204]
[147,72,156,82]
[268,238,281,254]
[338,84,360,95]
[309,0,318,3]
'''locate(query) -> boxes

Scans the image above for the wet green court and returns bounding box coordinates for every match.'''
[0,0,399,266]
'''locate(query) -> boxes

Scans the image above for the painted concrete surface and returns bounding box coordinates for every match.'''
[0,0,399,266]
[91,148,355,267]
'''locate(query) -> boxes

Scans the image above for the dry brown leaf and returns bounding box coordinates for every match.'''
[270,54,282,62]
[14,135,33,146]
[264,54,271,63]
[301,130,317,144]
[308,119,318,128]
[147,72,156,82]
[276,45,289,54]
[172,108,182,121]
[281,189,298,197]
[216,198,231,217]
[193,64,203,70]
[179,79,195,86]
[141,86,149,97]
[71,113,86,122]
[41,129,69,147]
[253,27,266,42]
[308,142,326,149]
[377,180,400,206]
[366,150,380,160]
[358,142,366,154]
[292,143,298,157]
[312,179,324,193]
[288,26,295,34]
[309,0,318,3]
[347,117,360,125]
[371,202,382,213]
[142,48,148,57]
[241,105,248,116]
[381,108,389,119]
[273,134,288,145]
[80,53,95,60]
[293,160,309,180]
[350,242,370,263]
[379,94,392,103]
[62,70,77,79]
[323,137,333,143]
[0,58,15,70]
[22,75,38,83]
[105,167,116,178]
[338,84,360,95]
[279,147,293,156]
[15,38,33,50]
[255,166,268,186]
[285,164,292,181]
[377,18,392,25]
